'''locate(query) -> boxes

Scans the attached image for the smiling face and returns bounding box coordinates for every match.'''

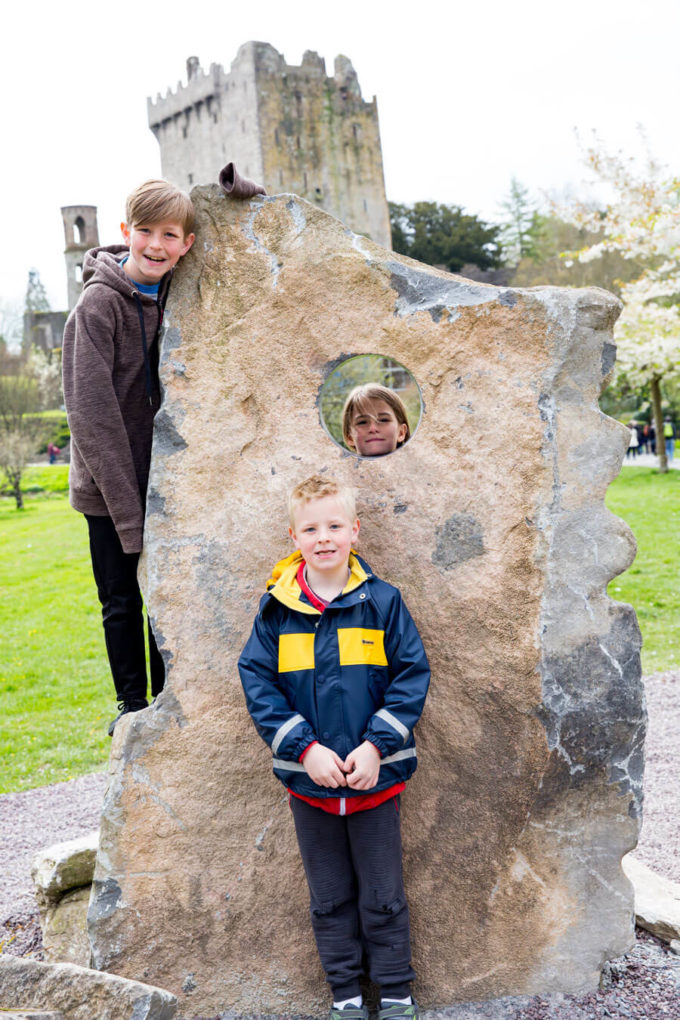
[120,220,195,286]
[346,397,408,457]
[290,495,360,588]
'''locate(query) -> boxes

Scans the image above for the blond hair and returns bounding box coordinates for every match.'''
[125,179,195,236]
[288,475,357,528]
[342,383,411,450]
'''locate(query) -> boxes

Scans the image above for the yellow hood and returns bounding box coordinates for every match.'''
[266,550,368,614]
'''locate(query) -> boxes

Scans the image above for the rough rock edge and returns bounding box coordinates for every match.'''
[530,285,644,985]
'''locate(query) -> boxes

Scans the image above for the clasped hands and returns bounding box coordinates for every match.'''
[302,740,380,791]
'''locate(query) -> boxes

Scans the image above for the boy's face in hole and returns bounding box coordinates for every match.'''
[347,398,408,456]
[120,220,195,286]
[290,496,359,576]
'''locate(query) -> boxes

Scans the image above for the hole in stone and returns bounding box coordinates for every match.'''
[319,354,422,457]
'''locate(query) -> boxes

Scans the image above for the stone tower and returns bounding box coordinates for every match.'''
[62,205,99,310]
[147,43,392,247]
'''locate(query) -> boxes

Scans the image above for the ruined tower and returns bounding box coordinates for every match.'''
[62,205,99,310]
[148,43,392,247]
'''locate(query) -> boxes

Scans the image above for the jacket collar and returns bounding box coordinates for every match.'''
[266,550,369,614]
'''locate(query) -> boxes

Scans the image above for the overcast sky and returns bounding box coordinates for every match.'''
[3,0,679,314]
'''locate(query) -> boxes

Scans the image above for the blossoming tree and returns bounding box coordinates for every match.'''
[561,142,680,472]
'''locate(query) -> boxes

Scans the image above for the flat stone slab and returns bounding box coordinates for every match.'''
[31,834,98,906]
[88,189,644,1015]
[624,855,680,942]
[0,1012,64,1019]
[0,958,176,1020]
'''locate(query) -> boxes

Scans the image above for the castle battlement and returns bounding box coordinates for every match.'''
[148,61,228,126]
[147,42,391,247]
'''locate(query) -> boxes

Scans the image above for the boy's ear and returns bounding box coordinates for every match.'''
[288,525,299,548]
[120,222,131,245]
[180,232,196,256]
[351,518,360,544]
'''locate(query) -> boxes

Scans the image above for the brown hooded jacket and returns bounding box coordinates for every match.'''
[62,245,170,553]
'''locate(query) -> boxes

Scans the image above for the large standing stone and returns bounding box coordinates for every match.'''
[88,188,644,1015]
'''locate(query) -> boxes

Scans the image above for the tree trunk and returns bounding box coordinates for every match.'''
[650,375,668,474]
[7,468,24,509]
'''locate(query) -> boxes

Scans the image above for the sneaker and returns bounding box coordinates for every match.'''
[378,1003,419,1020]
[329,1006,369,1020]
[107,699,149,737]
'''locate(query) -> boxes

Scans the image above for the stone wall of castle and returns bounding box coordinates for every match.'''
[148,42,392,247]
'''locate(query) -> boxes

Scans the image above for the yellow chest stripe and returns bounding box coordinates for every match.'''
[337,628,387,667]
[279,632,315,673]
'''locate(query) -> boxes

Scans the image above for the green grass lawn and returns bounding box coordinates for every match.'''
[0,464,676,795]
[606,465,680,674]
[0,493,111,793]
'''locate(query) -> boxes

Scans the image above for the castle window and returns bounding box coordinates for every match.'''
[188,173,194,185]
[363,199,368,212]
[275,128,280,146]
[213,113,218,123]
[353,124,358,140]
[303,171,308,190]
[75,264,83,283]
[182,126,188,139]
[73,217,85,244]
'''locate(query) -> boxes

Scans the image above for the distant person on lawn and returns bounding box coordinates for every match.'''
[62,179,195,735]
[663,417,676,463]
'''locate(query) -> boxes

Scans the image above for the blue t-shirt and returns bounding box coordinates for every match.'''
[120,257,160,299]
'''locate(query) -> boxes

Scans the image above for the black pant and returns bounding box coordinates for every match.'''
[290,795,415,1001]
[85,514,165,703]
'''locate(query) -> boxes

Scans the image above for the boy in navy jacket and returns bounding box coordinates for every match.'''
[239,475,430,1020]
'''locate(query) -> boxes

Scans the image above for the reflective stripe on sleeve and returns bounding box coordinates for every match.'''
[271,713,305,754]
[375,707,410,744]
[271,747,416,773]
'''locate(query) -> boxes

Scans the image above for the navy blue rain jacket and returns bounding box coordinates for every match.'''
[238,550,430,801]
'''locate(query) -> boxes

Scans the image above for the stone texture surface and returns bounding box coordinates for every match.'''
[0,958,176,1020]
[38,887,90,968]
[89,188,644,1016]
[623,855,680,942]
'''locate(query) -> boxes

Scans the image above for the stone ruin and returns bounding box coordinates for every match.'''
[85,187,644,1016]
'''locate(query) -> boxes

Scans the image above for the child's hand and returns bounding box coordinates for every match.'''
[344,741,381,790]
[302,744,348,788]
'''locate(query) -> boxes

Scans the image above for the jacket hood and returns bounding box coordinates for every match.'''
[266,550,369,614]
[82,245,171,301]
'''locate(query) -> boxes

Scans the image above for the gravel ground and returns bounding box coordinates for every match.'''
[1,672,679,1019]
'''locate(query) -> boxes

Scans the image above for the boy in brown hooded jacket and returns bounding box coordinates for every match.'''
[62,179,194,734]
